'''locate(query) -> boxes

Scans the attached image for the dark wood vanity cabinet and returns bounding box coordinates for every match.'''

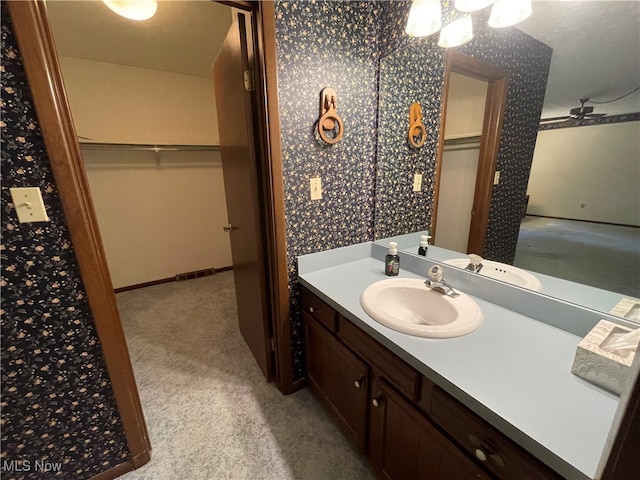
[302,287,561,480]
[304,311,369,451]
[368,377,490,480]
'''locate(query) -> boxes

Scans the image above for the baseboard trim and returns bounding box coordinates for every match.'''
[525,214,639,229]
[89,449,151,480]
[114,266,233,293]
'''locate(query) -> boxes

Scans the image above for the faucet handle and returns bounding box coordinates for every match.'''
[428,265,443,282]
[469,254,483,266]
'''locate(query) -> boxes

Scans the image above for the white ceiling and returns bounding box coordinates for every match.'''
[518,1,640,117]
[45,1,640,118]
[45,0,232,79]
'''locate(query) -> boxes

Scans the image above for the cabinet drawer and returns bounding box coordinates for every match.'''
[431,387,562,480]
[338,316,419,401]
[301,288,337,332]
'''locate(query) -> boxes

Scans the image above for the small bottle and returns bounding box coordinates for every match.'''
[385,242,400,276]
[418,234,430,256]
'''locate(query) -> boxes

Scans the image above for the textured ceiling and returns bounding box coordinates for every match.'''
[45,1,639,118]
[518,1,640,117]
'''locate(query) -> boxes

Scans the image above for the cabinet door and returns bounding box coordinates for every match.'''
[369,378,489,480]
[305,314,369,451]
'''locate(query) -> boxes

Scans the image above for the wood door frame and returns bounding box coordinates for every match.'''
[7,0,292,478]
[432,51,509,256]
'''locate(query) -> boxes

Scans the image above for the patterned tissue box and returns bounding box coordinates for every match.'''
[571,320,637,396]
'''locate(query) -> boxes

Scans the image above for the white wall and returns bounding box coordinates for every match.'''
[83,149,232,288]
[60,56,220,145]
[59,56,232,288]
[435,147,480,253]
[435,73,487,252]
[527,122,640,226]
[444,73,488,139]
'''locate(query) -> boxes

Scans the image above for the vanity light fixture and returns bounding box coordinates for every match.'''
[405,0,442,37]
[488,0,532,28]
[406,0,533,46]
[454,0,496,13]
[438,15,473,48]
[102,0,158,21]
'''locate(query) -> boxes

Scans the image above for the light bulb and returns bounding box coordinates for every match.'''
[454,0,496,13]
[103,0,158,21]
[488,0,532,28]
[405,0,443,38]
[438,16,473,48]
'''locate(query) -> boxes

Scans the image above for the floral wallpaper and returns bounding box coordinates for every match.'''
[374,37,445,239]
[1,7,130,479]
[274,0,380,380]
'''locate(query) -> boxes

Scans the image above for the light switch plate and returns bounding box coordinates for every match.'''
[413,173,423,192]
[310,177,322,200]
[10,187,50,223]
[493,171,501,185]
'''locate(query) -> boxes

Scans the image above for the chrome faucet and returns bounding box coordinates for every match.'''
[424,265,460,298]
[465,254,484,273]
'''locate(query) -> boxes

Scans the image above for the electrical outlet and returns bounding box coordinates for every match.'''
[10,187,50,223]
[310,177,322,200]
[413,173,423,192]
[493,171,501,185]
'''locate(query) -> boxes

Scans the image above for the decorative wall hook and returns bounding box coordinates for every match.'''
[408,102,427,148]
[318,87,344,144]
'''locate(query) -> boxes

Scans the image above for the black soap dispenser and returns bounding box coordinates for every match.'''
[385,242,400,276]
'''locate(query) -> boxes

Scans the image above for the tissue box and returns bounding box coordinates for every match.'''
[571,320,636,395]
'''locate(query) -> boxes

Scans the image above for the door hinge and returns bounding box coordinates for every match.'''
[270,337,275,352]
[243,70,255,91]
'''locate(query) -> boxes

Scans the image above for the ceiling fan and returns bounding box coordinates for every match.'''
[539,97,607,126]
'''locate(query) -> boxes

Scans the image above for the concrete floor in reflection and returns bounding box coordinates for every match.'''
[514,216,640,297]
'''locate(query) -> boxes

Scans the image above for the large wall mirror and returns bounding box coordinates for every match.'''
[374,2,640,318]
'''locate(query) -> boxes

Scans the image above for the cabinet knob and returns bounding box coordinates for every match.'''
[372,393,384,408]
[489,453,506,468]
[475,448,488,462]
[309,306,314,313]
[354,377,365,388]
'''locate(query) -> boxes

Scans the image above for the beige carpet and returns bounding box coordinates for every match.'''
[116,272,374,480]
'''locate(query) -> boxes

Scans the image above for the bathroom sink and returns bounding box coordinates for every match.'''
[445,258,543,292]
[360,278,484,338]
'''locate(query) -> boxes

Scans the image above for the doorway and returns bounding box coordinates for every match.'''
[434,72,488,253]
[432,52,509,256]
[7,0,291,476]
[43,0,286,377]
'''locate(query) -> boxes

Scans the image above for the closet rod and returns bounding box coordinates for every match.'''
[79,142,221,152]
[443,135,481,152]
[443,135,481,146]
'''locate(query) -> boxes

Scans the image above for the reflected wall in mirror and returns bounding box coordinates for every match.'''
[375,37,444,239]
[375,8,552,266]
[375,1,640,315]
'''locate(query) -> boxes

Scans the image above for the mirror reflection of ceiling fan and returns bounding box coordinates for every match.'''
[539,97,607,127]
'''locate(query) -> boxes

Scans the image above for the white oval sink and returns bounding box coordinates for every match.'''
[360,278,484,338]
[444,258,542,292]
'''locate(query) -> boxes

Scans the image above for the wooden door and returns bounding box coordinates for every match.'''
[214,11,273,380]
